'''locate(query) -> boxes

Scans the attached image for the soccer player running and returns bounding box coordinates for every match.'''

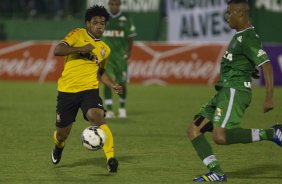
[187,0,282,182]
[51,5,121,173]
[101,0,137,118]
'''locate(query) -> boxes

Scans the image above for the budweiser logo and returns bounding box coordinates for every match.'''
[0,51,56,78]
[0,41,59,82]
[128,43,225,85]
[129,54,220,79]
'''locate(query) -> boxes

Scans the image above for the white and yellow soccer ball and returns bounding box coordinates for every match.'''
[81,126,106,151]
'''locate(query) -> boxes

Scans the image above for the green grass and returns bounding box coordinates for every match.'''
[0,80,282,183]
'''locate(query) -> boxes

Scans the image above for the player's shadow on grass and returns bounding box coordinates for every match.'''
[55,155,135,169]
[226,163,282,179]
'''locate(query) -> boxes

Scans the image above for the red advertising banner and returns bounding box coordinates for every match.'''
[0,41,226,84]
[128,42,226,85]
[0,41,63,82]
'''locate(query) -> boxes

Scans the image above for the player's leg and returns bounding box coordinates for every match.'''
[104,66,115,118]
[187,94,226,182]
[52,125,72,164]
[213,88,276,146]
[51,92,80,164]
[81,89,118,172]
[188,117,226,181]
[117,61,128,118]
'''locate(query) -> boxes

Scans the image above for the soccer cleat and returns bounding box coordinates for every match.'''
[107,157,119,173]
[193,172,227,182]
[105,111,116,119]
[51,145,64,164]
[272,124,282,146]
[118,108,127,118]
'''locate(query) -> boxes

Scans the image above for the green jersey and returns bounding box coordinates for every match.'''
[216,27,269,91]
[102,11,136,62]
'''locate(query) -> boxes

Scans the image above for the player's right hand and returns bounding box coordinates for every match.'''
[112,85,123,95]
[79,43,94,54]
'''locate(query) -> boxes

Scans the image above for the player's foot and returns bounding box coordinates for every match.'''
[272,124,282,146]
[118,108,127,118]
[105,111,115,119]
[107,157,119,173]
[51,145,64,164]
[193,172,227,182]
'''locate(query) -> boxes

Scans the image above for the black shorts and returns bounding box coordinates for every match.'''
[56,89,104,128]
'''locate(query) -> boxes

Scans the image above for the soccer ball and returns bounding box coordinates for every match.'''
[81,126,106,151]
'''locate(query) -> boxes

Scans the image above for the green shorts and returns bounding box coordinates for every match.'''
[198,87,252,129]
[106,58,128,85]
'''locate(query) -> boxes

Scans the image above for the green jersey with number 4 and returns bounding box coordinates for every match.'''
[216,27,269,91]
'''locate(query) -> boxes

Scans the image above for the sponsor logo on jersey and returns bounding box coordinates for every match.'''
[130,25,136,32]
[119,16,127,21]
[95,56,99,65]
[103,30,125,37]
[257,49,266,57]
[214,108,223,122]
[244,82,252,88]
[237,36,242,43]
[223,51,233,61]
[100,48,105,57]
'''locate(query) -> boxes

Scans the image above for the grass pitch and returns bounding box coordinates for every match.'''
[0,80,281,184]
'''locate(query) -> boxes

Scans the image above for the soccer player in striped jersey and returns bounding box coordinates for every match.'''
[187,0,282,182]
[101,0,137,118]
[51,5,121,173]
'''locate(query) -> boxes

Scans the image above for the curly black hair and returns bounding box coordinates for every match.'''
[85,5,110,23]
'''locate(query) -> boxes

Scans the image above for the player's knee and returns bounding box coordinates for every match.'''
[86,108,105,125]
[212,131,227,145]
[213,137,226,145]
[187,122,199,140]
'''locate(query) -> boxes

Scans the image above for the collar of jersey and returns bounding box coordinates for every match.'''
[236,26,254,34]
[109,11,122,18]
[87,31,100,41]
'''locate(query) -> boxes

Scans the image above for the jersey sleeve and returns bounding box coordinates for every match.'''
[125,15,137,38]
[243,33,269,67]
[62,28,81,46]
[100,44,111,69]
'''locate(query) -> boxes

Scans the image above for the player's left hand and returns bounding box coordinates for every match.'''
[263,98,274,113]
[112,85,123,95]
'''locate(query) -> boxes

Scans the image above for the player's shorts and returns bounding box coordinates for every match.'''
[56,89,104,128]
[106,58,128,84]
[198,87,252,129]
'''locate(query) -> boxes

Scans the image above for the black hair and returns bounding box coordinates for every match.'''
[228,0,248,4]
[85,5,110,23]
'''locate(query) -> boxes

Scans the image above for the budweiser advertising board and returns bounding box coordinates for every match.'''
[0,41,63,82]
[0,41,226,84]
[128,42,225,85]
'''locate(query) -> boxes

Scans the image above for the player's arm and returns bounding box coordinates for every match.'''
[261,61,274,113]
[98,60,122,95]
[54,42,94,56]
[125,16,136,60]
[125,36,134,60]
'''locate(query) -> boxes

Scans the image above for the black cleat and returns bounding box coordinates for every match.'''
[107,157,119,173]
[51,145,64,164]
